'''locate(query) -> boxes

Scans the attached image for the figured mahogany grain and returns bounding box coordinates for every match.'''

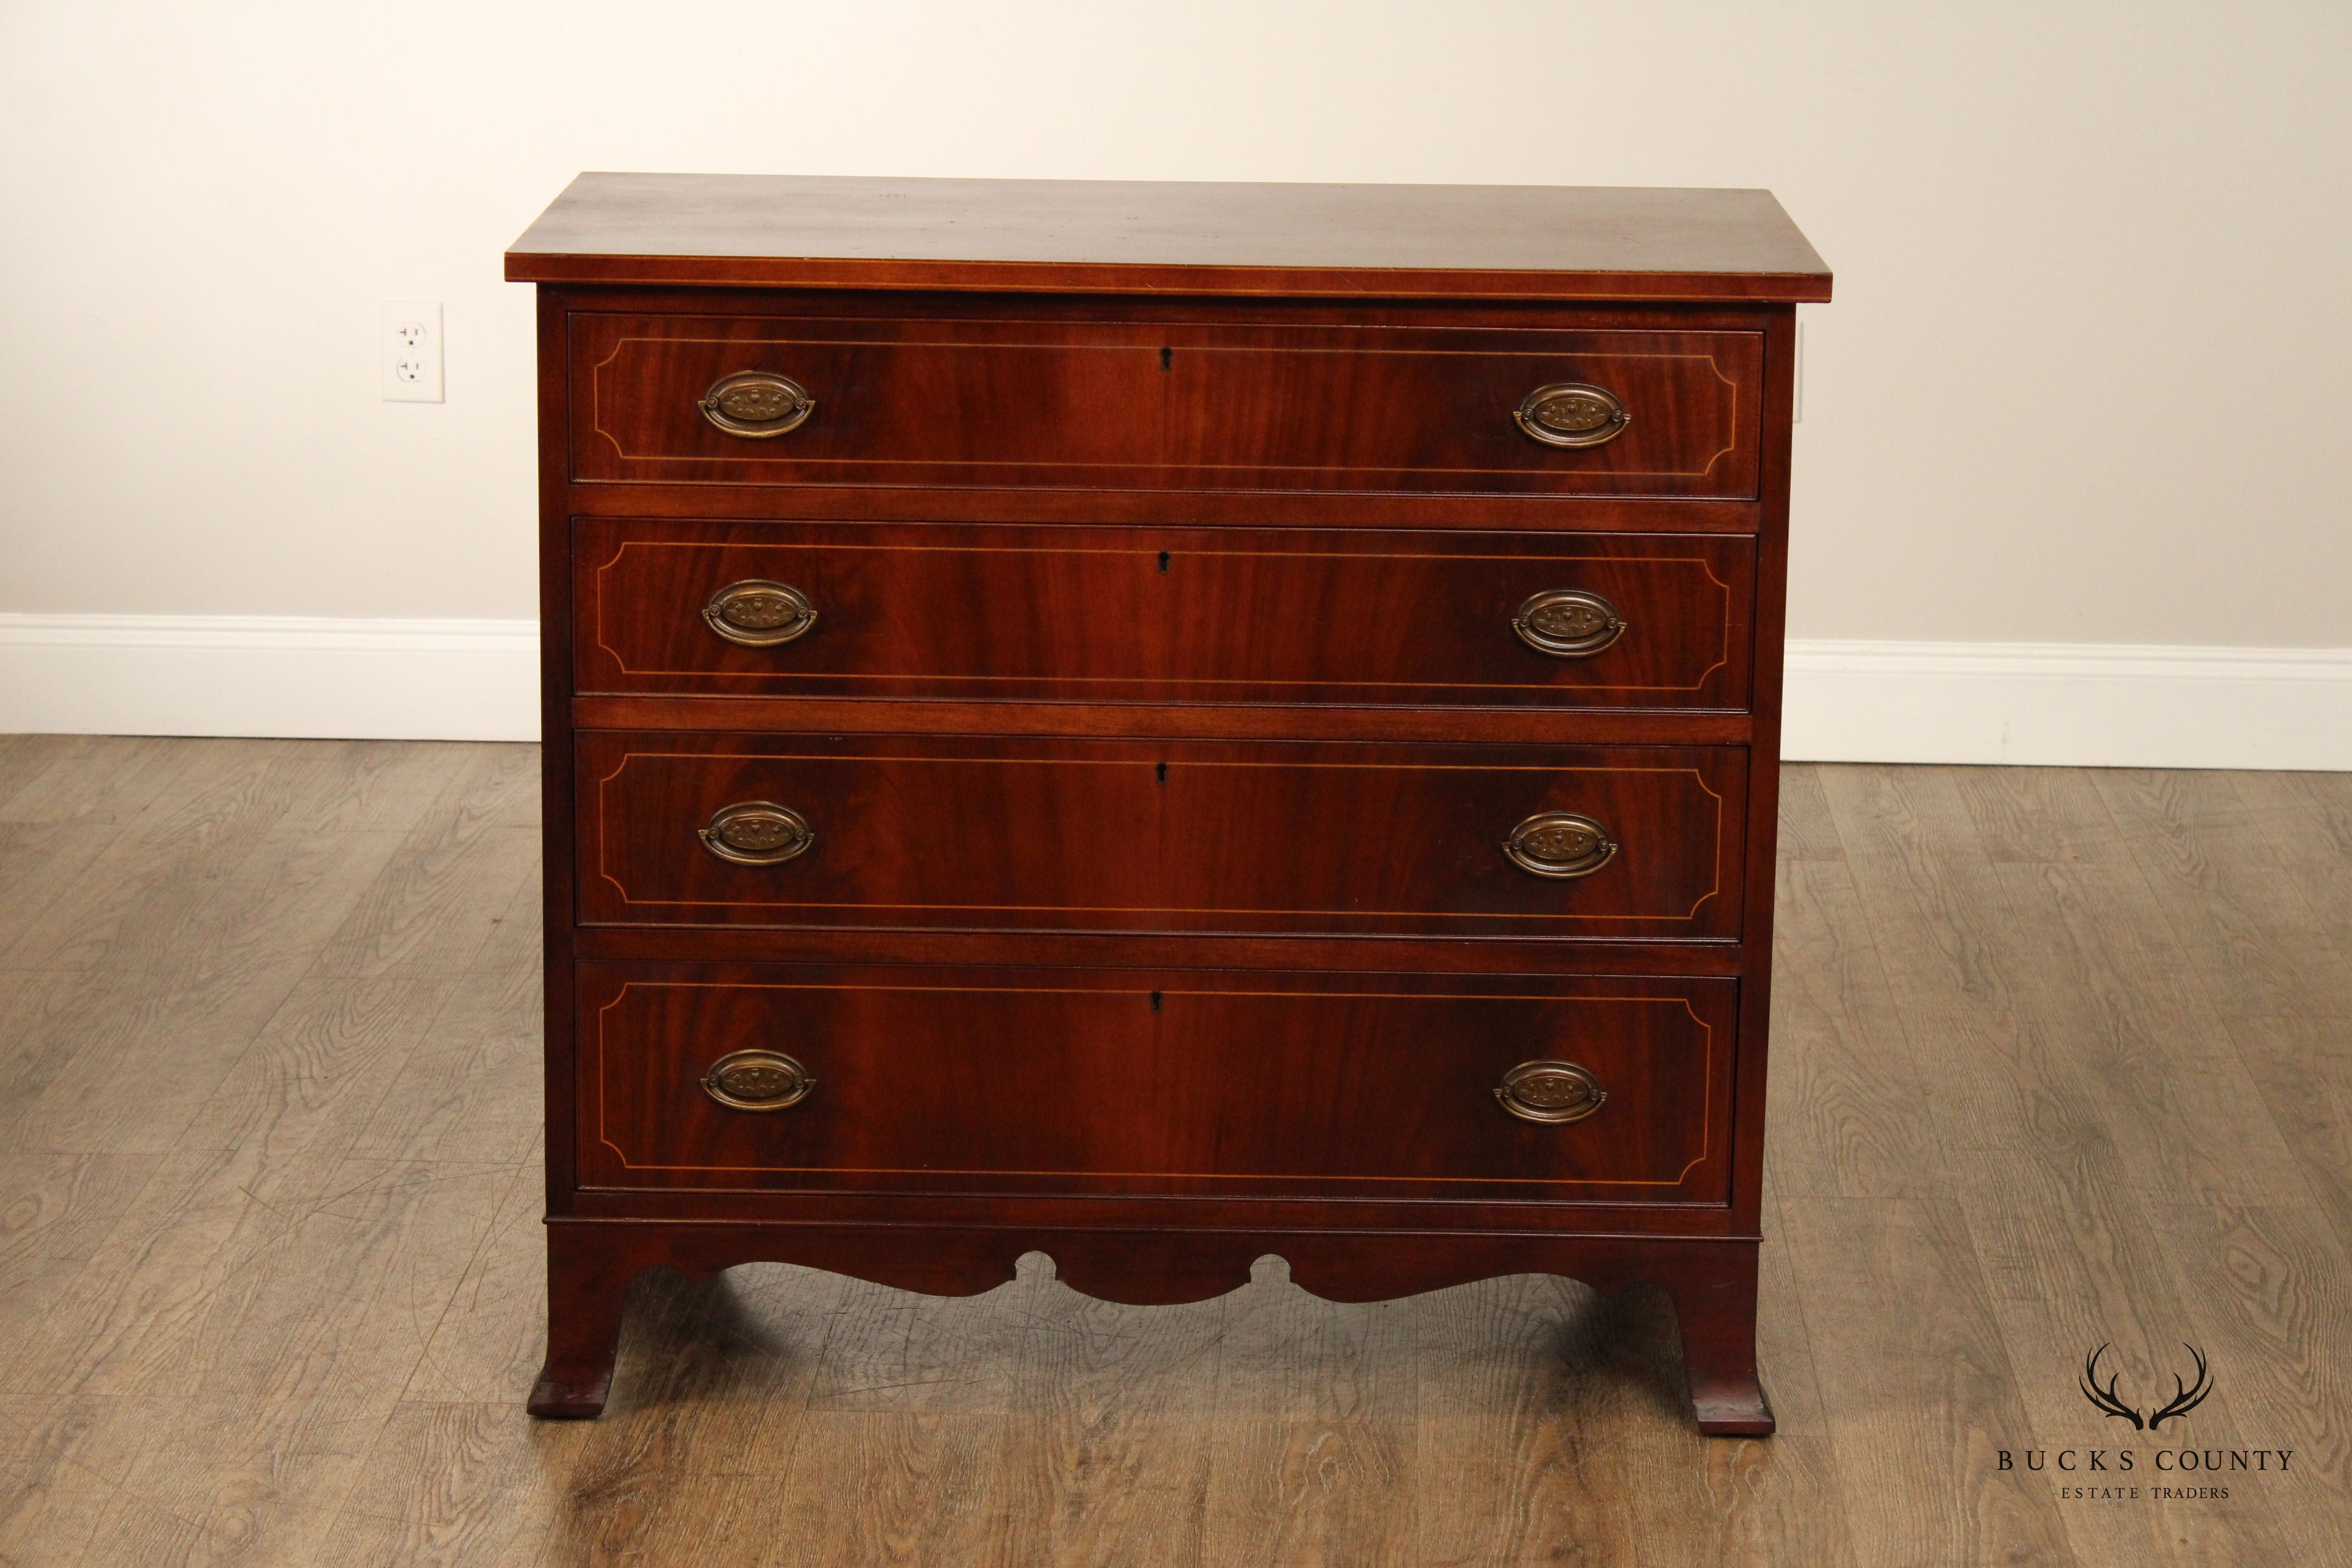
[566,924,1746,976]
[576,518,1752,709]
[575,731,1745,940]
[571,312,1762,496]
[570,696,1757,747]
[507,173,1832,302]
[576,962,1733,1203]
[564,475,1766,536]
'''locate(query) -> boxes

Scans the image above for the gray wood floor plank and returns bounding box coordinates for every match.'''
[309,749,543,981]
[0,737,266,829]
[0,1394,159,1567]
[1950,763,2134,867]
[2096,769,2352,1018]
[1200,1266,1419,1568]
[2221,1015,2352,1250]
[0,825,118,967]
[2142,1201,2352,1563]
[1780,1195,2079,1568]
[1776,763,1847,863]
[1767,857,1942,1197]
[1992,858,2314,1208]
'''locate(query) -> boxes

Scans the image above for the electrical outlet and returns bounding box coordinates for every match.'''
[382,301,444,403]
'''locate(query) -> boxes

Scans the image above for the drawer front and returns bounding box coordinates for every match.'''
[569,313,1762,497]
[577,963,1736,1203]
[576,520,1752,710]
[578,733,1743,939]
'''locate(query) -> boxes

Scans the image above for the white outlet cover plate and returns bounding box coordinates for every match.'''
[382,300,444,403]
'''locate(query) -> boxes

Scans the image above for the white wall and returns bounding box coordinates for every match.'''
[2,2,2348,760]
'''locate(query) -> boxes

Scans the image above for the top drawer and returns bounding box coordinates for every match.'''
[568,313,1764,497]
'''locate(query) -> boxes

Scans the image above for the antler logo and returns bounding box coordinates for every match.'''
[2079,1342,2214,1431]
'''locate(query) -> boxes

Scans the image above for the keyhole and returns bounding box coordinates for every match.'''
[1155,762,1168,785]
[1157,550,1170,573]
[1149,991,1163,1013]
[1159,346,1173,372]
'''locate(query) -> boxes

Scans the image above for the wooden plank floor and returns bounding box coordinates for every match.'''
[0,735,2345,1566]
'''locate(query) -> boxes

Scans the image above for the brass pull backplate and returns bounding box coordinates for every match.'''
[1513,589,1626,658]
[703,1050,816,1111]
[1504,811,1618,879]
[704,580,817,647]
[1495,1060,1606,1124]
[698,802,815,867]
[700,371,814,438]
[1513,383,1630,449]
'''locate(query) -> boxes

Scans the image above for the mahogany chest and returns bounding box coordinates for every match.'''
[506,174,1830,1433]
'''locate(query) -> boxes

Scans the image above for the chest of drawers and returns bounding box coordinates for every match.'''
[507,174,1828,1434]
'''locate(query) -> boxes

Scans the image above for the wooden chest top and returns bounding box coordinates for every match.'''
[507,172,1831,301]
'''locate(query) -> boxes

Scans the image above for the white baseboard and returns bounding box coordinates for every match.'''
[0,615,540,742]
[1783,639,2352,770]
[0,616,2346,769]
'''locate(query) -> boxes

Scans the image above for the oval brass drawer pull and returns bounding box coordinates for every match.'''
[700,370,814,438]
[1513,383,1629,449]
[703,1049,816,1111]
[1504,811,1617,879]
[1513,589,1625,658]
[698,802,814,866]
[1495,1060,1606,1124]
[704,580,818,647]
